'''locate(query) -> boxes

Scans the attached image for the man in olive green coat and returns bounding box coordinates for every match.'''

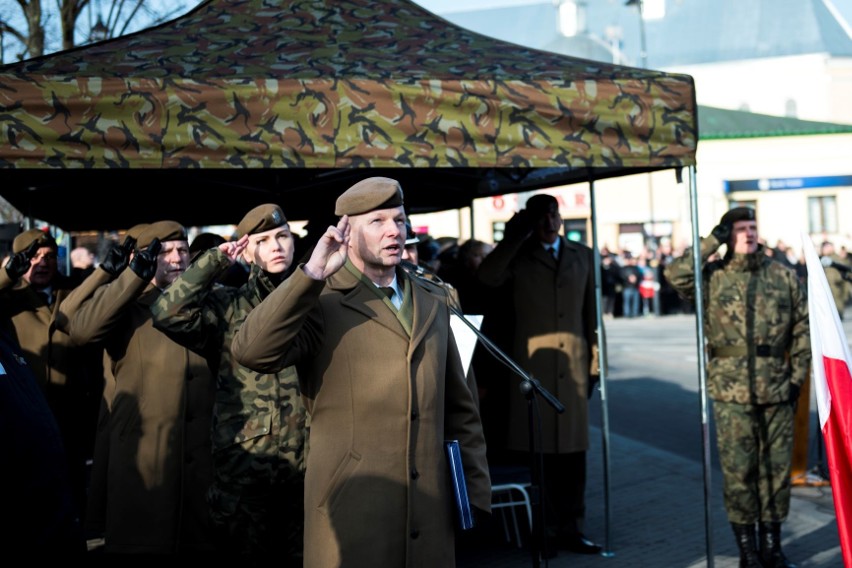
[665,207,809,568]
[0,228,103,534]
[152,204,307,559]
[232,177,490,568]
[477,193,601,557]
[68,221,216,555]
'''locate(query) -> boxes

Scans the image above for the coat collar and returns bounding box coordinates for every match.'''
[327,261,441,346]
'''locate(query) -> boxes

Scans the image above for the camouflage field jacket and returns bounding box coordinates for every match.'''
[151,249,307,484]
[664,237,810,405]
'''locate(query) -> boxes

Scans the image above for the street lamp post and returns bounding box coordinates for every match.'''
[90,17,109,43]
[625,0,648,68]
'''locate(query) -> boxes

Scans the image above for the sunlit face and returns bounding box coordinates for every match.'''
[348,206,406,277]
[731,220,758,255]
[153,240,190,288]
[24,246,58,289]
[242,224,294,274]
[533,202,563,245]
[402,244,419,265]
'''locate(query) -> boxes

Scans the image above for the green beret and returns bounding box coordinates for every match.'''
[13,228,57,254]
[136,220,187,249]
[236,204,287,238]
[335,177,404,216]
[720,207,756,226]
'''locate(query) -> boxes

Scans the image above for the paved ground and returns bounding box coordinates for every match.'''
[457,424,839,568]
[456,312,845,568]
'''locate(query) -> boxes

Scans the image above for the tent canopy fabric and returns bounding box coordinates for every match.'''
[0,0,697,231]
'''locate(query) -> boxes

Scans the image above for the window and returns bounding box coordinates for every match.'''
[808,196,838,234]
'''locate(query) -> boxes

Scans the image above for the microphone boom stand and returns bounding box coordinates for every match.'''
[447,305,564,568]
[402,261,565,566]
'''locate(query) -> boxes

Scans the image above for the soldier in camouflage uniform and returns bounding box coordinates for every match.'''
[819,240,849,320]
[151,204,307,560]
[665,207,809,568]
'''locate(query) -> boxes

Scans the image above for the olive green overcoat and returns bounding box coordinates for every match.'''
[232,265,490,568]
[68,268,216,554]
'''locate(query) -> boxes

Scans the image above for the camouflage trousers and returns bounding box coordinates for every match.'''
[207,474,305,560]
[712,400,794,524]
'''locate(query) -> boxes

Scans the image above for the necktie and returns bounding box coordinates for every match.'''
[379,286,395,299]
[39,290,52,306]
[547,246,557,260]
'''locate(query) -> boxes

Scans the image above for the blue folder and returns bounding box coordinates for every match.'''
[445,439,475,530]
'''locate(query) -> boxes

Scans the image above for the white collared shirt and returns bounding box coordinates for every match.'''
[375,276,402,310]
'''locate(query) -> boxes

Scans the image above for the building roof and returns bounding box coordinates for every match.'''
[427,0,852,68]
[698,105,852,140]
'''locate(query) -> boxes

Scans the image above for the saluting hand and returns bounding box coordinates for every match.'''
[219,235,249,264]
[303,216,350,280]
[101,236,136,277]
[4,240,40,281]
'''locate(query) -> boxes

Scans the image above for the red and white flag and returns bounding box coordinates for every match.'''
[802,232,852,566]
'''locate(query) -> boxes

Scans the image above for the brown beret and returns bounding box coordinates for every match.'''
[720,207,756,226]
[236,204,287,238]
[125,223,150,242]
[335,177,404,216]
[13,228,57,254]
[136,220,187,249]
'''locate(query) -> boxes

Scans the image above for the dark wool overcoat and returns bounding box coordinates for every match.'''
[478,235,598,453]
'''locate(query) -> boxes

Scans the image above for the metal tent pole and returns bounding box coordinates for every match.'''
[589,177,615,557]
[687,165,714,566]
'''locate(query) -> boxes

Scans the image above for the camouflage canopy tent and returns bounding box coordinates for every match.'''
[0,0,712,557]
[0,0,697,232]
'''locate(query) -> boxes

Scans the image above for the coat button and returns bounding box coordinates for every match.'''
[411,469,419,480]
[410,529,420,539]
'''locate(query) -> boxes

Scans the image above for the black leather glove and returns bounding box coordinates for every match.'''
[503,209,534,241]
[4,240,39,281]
[129,238,161,281]
[100,236,136,277]
[710,222,731,245]
[789,383,802,412]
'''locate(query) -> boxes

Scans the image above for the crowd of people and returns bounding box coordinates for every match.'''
[3,186,849,566]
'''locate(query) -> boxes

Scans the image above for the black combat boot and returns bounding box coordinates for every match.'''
[759,521,797,568]
[731,523,764,568]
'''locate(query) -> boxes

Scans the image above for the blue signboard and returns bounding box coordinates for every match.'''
[725,175,852,193]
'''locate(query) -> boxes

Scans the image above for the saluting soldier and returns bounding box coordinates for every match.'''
[231,177,490,568]
[68,221,216,555]
[665,207,809,568]
[0,228,104,535]
[151,204,308,560]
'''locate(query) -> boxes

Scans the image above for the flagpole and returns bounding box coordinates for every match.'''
[687,165,714,566]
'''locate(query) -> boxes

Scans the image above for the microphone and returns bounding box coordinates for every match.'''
[401,260,428,279]
[821,256,852,273]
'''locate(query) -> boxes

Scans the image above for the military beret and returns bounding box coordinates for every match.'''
[136,220,187,250]
[335,177,404,216]
[720,207,756,226]
[236,204,287,238]
[13,228,57,254]
[125,223,150,242]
